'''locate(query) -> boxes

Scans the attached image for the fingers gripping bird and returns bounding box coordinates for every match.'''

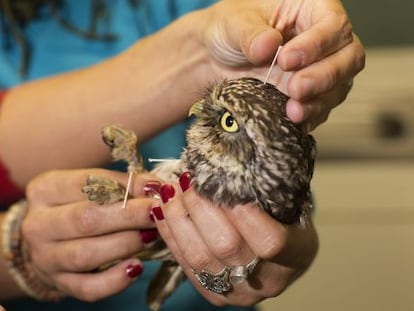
[82,77,316,310]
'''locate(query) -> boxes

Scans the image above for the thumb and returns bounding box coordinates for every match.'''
[207,20,283,66]
[242,26,284,65]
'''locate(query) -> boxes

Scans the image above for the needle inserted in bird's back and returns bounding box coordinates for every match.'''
[263,45,282,84]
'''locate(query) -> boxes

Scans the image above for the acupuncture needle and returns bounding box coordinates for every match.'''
[263,45,282,84]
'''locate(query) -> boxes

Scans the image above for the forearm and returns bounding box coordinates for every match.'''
[0,10,210,188]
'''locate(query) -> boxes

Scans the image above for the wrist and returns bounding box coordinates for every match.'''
[1,201,65,301]
[116,9,212,123]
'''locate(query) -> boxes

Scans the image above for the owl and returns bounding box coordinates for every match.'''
[83,77,316,310]
[182,77,315,223]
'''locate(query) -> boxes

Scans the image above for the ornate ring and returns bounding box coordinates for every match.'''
[229,257,259,285]
[193,266,232,295]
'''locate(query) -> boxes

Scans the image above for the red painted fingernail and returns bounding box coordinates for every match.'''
[151,206,164,221]
[159,184,175,203]
[179,171,192,192]
[149,213,155,222]
[126,263,143,278]
[144,182,161,197]
[140,229,158,244]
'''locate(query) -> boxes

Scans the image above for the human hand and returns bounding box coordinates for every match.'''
[21,169,160,301]
[151,179,318,307]
[198,0,365,131]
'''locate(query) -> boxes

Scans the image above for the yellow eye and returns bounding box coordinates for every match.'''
[220,111,239,133]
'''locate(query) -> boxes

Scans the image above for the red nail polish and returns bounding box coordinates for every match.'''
[151,206,164,221]
[140,229,158,244]
[126,263,143,278]
[159,184,175,203]
[149,213,155,222]
[144,182,161,197]
[179,171,192,192]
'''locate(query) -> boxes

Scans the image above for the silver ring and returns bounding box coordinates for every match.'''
[229,257,259,285]
[193,266,232,295]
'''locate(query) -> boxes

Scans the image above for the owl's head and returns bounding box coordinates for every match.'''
[182,77,315,223]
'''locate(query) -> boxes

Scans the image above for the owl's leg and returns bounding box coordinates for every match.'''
[147,261,186,311]
[101,124,145,208]
[82,124,144,206]
[101,124,144,173]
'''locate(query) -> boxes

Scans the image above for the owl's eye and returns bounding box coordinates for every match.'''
[220,111,239,133]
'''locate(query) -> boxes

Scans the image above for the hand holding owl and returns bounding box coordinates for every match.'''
[153,180,318,307]
[201,0,365,131]
[0,0,364,308]
[147,78,318,307]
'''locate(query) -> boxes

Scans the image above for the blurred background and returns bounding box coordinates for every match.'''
[259,1,414,310]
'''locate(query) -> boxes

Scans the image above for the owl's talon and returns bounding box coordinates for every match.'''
[101,125,144,173]
[82,174,126,205]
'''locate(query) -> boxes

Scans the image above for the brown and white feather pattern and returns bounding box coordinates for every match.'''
[180,77,316,223]
[147,77,316,309]
[87,77,316,310]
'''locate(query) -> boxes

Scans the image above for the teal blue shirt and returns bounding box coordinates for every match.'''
[1,1,255,310]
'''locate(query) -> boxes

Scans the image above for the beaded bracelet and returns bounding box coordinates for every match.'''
[1,200,65,301]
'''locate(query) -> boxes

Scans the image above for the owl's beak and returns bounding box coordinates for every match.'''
[188,100,203,117]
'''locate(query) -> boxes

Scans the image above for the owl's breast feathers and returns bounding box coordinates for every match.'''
[182,77,316,224]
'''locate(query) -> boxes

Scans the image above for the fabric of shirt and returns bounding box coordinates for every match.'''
[0,1,255,311]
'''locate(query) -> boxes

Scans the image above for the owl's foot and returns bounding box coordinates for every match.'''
[81,174,127,205]
[101,124,144,173]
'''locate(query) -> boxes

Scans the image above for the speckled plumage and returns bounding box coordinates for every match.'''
[181,77,316,223]
[84,77,316,310]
